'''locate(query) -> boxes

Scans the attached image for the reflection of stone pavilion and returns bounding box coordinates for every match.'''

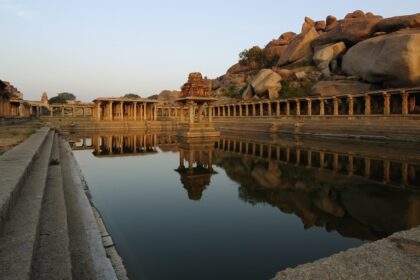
[176,73,220,138]
[175,138,217,200]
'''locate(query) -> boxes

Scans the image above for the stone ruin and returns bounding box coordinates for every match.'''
[181,72,212,98]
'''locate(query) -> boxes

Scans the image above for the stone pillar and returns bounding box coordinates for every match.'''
[319,99,325,116]
[233,105,236,117]
[307,151,312,167]
[364,95,371,115]
[286,101,290,116]
[402,91,409,115]
[333,153,339,171]
[143,104,147,120]
[384,92,390,115]
[227,105,230,117]
[333,97,339,116]
[259,103,263,116]
[402,162,408,187]
[306,99,312,116]
[120,101,124,120]
[109,102,113,120]
[134,102,137,120]
[154,104,157,120]
[245,104,249,117]
[252,104,256,116]
[208,105,213,122]
[267,103,272,116]
[348,155,354,176]
[319,151,325,167]
[50,108,53,117]
[188,101,194,124]
[276,102,280,116]
[365,158,371,178]
[239,105,242,117]
[295,100,300,116]
[348,96,354,116]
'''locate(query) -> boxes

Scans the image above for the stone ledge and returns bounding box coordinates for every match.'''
[272,226,420,280]
[0,127,50,227]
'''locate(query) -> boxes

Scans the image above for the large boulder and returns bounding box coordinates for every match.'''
[301,17,315,33]
[310,80,374,97]
[278,28,319,66]
[311,16,383,47]
[376,13,420,33]
[249,69,282,99]
[227,63,255,75]
[313,42,346,77]
[342,29,420,87]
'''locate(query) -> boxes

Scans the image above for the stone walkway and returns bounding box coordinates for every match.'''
[272,226,420,279]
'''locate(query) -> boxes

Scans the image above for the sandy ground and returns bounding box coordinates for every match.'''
[0,122,43,155]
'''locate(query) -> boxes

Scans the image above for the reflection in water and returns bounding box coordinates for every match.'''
[69,131,420,279]
[175,138,217,200]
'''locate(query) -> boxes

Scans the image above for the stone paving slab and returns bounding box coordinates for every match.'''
[272,226,420,280]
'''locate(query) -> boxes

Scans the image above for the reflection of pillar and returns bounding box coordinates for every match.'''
[402,91,409,115]
[307,151,312,167]
[50,107,53,117]
[348,96,354,116]
[320,151,325,167]
[348,155,354,176]
[365,158,371,178]
[364,95,371,115]
[72,106,75,117]
[402,162,408,187]
[188,150,193,174]
[296,149,301,165]
[384,160,390,183]
[384,92,390,115]
[208,150,213,171]
[286,148,290,161]
[333,153,339,171]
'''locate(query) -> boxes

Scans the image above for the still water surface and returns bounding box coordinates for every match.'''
[72,132,420,280]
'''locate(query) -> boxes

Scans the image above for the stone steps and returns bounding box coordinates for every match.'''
[0,130,54,280]
[0,128,121,279]
[31,133,72,280]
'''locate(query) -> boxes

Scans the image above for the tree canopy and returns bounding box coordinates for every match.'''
[148,94,159,100]
[124,93,141,99]
[49,92,76,104]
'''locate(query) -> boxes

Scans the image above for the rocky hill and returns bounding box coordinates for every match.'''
[212,11,420,102]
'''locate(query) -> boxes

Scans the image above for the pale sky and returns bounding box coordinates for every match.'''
[0,0,419,101]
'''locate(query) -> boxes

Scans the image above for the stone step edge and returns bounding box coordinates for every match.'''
[60,138,119,280]
[0,127,50,230]
[31,133,72,280]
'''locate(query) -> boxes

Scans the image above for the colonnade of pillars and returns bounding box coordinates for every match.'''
[93,101,157,121]
[209,90,419,118]
[49,106,93,117]
[215,138,419,188]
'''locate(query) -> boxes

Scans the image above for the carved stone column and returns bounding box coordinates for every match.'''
[307,99,312,116]
[286,101,290,116]
[348,96,354,116]
[383,92,390,115]
[364,95,371,115]
[402,91,409,115]
[295,100,300,116]
[319,99,325,116]
[333,97,339,116]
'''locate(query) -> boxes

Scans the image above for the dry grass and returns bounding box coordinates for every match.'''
[0,122,43,155]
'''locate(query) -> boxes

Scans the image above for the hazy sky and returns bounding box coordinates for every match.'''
[0,0,419,101]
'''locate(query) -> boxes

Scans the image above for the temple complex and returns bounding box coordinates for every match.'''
[0,80,30,117]
[176,72,220,138]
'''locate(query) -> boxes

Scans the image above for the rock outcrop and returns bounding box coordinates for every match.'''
[342,29,420,87]
[247,69,282,100]
[278,27,319,66]
[313,42,346,77]
[310,80,374,97]
[376,13,420,33]
[312,16,383,47]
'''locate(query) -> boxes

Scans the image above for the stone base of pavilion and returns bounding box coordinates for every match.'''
[175,122,220,139]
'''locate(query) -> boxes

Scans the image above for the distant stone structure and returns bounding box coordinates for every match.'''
[176,72,220,138]
[0,80,30,117]
[180,73,212,98]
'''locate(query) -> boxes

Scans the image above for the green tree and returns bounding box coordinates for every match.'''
[148,94,159,100]
[49,92,76,104]
[124,93,141,99]
[239,46,270,68]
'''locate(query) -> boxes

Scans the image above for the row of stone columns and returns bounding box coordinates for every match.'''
[216,138,415,187]
[94,101,157,121]
[49,106,93,117]
[211,91,414,118]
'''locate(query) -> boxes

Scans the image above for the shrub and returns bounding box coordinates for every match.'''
[239,46,270,68]
[221,84,247,99]
[280,80,310,99]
